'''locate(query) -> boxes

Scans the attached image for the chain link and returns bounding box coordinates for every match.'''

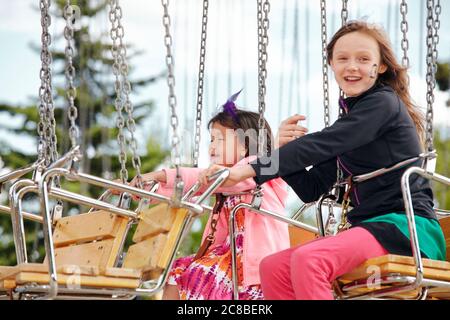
[161,0,182,181]
[193,0,209,167]
[400,0,410,69]
[320,0,330,127]
[433,0,441,73]
[109,0,128,183]
[257,0,270,157]
[108,0,143,187]
[425,0,440,153]
[341,0,349,26]
[38,0,59,165]
[338,0,349,116]
[64,1,79,148]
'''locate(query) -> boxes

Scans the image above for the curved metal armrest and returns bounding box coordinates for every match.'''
[353,156,420,183]
[400,166,450,289]
[0,158,45,184]
[436,209,450,217]
[47,145,82,170]
[183,168,230,207]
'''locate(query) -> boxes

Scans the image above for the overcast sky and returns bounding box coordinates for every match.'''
[1,0,449,169]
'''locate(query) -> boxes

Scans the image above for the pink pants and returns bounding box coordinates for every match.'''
[259,227,388,300]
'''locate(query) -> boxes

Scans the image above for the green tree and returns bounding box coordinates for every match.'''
[434,130,450,210]
[0,0,169,265]
[436,61,450,92]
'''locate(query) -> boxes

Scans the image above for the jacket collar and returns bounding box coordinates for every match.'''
[339,82,389,114]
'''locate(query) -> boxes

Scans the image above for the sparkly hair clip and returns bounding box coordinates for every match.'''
[222,89,243,122]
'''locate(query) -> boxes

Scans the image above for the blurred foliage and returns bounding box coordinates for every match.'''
[0,0,178,266]
[436,62,450,92]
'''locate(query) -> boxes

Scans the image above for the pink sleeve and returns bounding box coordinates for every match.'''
[161,167,256,196]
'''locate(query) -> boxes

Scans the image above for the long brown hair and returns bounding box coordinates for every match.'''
[208,109,274,157]
[326,21,425,143]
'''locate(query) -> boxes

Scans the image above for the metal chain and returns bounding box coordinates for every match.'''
[161,0,182,174]
[433,0,441,74]
[338,0,349,116]
[38,0,59,165]
[193,0,209,167]
[257,0,270,157]
[63,1,79,148]
[108,0,143,187]
[425,0,439,153]
[400,0,410,69]
[320,0,330,127]
[108,1,128,183]
[341,0,349,26]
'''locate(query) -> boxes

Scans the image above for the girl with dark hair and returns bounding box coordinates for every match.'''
[130,91,298,300]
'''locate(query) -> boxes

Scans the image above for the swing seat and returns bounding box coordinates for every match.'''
[288,226,318,247]
[0,203,190,298]
[122,203,189,280]
[337,216,450,299]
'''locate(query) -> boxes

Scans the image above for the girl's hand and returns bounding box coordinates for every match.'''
[110,171,166,195]
[110,178,129,195]
[129,171,167,188]
[199,164,256,187]
[275,114,308,148]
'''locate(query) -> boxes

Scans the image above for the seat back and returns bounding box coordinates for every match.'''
[439,216,450,261]
[288,226,318,247]
[45,210,130,273]
[122,203,189,280]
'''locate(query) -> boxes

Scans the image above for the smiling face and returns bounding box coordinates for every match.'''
[208,122,246,167]
[330,31,387,97]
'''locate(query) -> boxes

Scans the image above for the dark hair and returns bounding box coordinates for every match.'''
[326,20,425,145]
[208,109,274,157]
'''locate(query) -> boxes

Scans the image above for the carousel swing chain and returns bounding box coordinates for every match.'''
[424,0,441,156]
[108,0,143,188]
[320,0,330,128]
[161,0,184,203]
[38,0,59,167]
[38,0,62,194]
[341,0,349,26]
[400,0,410,69]
[64,0,79,148]
[257,0,270,158]
[338,0,349,116]
[320,0,338,236]
[193,0,209,168]
[108,0,128,184]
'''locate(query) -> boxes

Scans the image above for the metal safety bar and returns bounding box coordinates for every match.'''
[229,202,319,299]
[0,159,45,185]
[7,168,230,299]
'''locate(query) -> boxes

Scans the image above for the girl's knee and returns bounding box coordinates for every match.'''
[259,253,278,275]
[290,246,324,270]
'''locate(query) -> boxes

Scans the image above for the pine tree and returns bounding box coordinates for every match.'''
[0,0,169,265]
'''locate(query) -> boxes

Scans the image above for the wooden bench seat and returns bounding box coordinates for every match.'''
[338,254,450,283]
[0,203,191,298]
[0,263,141,290]
[337,216,450,299]
[123,203,189,280]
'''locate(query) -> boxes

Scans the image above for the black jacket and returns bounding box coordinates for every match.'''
[251,83,436,225]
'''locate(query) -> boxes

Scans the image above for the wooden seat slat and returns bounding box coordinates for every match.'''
[133,203,177,243]
[53,210,128,247]
[339,254,450,287]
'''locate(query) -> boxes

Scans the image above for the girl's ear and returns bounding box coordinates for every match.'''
[378,63,388,74]
[329,59,336,72]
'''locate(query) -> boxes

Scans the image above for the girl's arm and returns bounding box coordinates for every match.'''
[161,165,256,197]
[251,92,399,185]
[282,158,337,203]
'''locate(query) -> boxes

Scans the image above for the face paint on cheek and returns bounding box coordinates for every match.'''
[369,63,378,79]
